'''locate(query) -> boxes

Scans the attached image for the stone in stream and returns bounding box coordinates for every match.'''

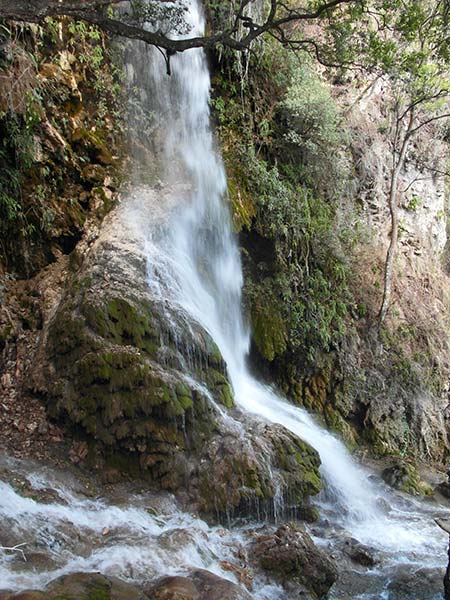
[381,459,431,496]
[0,572,147,599]
[144,569,252,599]
[342,537,377,567]
[386,566,445,600]
[250,523,337,599]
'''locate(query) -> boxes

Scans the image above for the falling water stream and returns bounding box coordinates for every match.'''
[0,1,448,597]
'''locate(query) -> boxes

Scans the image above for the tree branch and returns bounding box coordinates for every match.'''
[0,0,361,54]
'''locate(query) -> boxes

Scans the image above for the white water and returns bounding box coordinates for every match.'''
[138,0,445,544]
[0,457,282,598]
[0,1,448,597]
[133,0,448,594]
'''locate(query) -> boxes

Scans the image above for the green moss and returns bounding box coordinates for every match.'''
[324,405,358,451]
[207,368,235,407]
[71,126,114,165]
[251,301,287,362]
[302,469,322,494]
[87,591,110,600]
[81,296,158,356]
[226,164,256,232]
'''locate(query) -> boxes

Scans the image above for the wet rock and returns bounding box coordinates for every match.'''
[0,572,146,600]
[144,575,197,599]
[381,459,429,495]
[250,524,337,598]
[387,566,444,600]
[436,481,450,499]
[375,496,392,513]
[157,527,201,551]
[342,537,377,567]
[145,569,251,599]
[1,594,46,600]
[196,422,321,518]
[219,561,253,590]
[30,197,322,518]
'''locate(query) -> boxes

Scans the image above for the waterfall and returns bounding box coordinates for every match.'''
[135,0,381,525]
[0,2,447,597]
[131,0,447,566]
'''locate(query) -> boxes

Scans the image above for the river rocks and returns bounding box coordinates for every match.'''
[387,566,445,600]
[381,460,432,495]
[1,572,147,600]
[342,537,377,567]
[29,192,322,518]
[145,570,252,599]
[2,571,251,600]
[250,524,337,599]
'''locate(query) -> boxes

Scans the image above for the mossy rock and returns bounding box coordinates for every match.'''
[7,573,147,600]
[381,460,431,496]
[224,147,256,232]
[197,423,321,518]
[251,301,287,362]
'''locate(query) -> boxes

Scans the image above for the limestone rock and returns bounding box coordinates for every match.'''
[30,191,322,518]
[0,572,146,600]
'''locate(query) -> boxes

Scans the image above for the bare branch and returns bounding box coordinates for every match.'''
[0,0,361,54]
[409,112,450,136]
[0,543,27,562]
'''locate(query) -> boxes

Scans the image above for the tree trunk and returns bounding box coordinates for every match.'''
[378,109,415,325]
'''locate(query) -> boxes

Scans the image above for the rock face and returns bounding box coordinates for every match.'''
[30,189,321,518]
[0,571,252,600]
[250,524,337,599]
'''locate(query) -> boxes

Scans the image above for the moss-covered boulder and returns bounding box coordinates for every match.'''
[1,572,146,600]
[381,459,433,496]
[31,194,322,518]
[196,422,321,518]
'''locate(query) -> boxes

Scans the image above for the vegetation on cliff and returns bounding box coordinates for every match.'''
[0,17,124,276]
[0,0,449,492]
[207,1,450,463]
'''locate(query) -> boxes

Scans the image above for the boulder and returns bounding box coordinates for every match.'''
[381,459,431,495]
[387,566,444,600]
[342,537,377,567]
[145,570,251,600]
[29,190,322,519]
[250,524,337,598]
[0,572,146,600]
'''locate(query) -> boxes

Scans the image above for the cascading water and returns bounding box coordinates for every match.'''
[0,1,448,598]
[131,0,449,595]
[135,0,380,525]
